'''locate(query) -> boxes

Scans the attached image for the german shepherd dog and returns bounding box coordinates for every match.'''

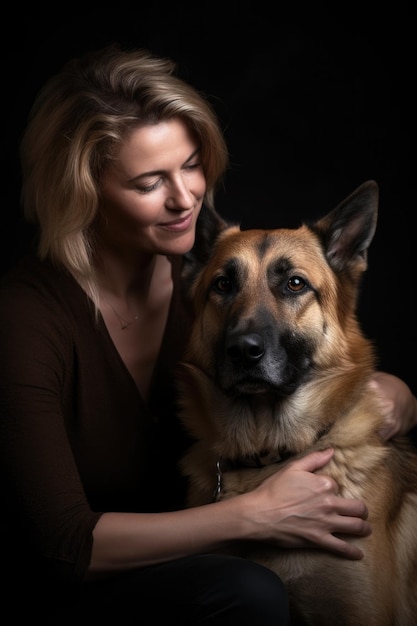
[177,181,417,625]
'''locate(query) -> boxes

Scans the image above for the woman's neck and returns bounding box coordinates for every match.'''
[94,249,160,300]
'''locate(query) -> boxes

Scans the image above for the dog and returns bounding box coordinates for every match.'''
[177,180,417,625]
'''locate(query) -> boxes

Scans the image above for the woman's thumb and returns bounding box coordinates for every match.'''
[291,448,334,473]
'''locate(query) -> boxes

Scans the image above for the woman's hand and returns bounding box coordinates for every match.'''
[368,372,417,440]
[89,449,370,573]
[244,448,371,560]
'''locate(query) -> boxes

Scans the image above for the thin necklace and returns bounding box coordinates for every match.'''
[105,300,140,330]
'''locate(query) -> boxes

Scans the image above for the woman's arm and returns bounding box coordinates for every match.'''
[368,372,417,440]
[88,448,370,579]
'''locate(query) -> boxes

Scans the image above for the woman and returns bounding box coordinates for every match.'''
[1,44,416,624]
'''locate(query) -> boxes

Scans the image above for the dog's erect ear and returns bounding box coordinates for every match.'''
[182,204,230,271]
[181,204,231,306]
[194,204,230,261]
[311,180,379,274]
[181,205,231,302]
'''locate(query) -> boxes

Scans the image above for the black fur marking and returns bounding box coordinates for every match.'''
[255,233,273,259]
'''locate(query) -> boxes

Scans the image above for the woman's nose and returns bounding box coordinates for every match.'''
[165,176,194,210]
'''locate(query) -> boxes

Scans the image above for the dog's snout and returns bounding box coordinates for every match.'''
[226,332,265,364]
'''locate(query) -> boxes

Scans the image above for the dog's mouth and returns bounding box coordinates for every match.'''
[221,376,299,398]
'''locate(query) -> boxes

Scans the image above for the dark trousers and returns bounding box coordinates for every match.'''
[57,553,290,624]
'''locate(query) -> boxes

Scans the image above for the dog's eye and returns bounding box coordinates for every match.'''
[213,276,233,293]
[287,276,307,292]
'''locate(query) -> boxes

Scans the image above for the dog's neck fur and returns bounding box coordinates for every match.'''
[217,421,334,472]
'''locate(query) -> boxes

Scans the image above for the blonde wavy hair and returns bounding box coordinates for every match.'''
[20,44,229,304]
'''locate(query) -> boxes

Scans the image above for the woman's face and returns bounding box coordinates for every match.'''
[96,118,206,257]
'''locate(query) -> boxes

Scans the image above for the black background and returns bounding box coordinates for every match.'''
[2,3,414,393]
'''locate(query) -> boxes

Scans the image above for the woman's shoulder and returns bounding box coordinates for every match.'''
[2,252,65,286]
[0,253,91,324]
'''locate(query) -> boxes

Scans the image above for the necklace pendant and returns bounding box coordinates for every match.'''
[104,298,140,330]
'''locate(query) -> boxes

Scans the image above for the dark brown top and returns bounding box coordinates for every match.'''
[0,253,191,586]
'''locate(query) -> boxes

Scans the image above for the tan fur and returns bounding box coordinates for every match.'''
[178,182,417,625]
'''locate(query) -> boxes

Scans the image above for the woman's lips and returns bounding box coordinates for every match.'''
[159,212,193,232]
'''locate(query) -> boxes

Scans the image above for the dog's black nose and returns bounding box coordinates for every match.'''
[226,333,265,364]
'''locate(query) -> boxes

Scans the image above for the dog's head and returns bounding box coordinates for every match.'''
[181,181,378,399]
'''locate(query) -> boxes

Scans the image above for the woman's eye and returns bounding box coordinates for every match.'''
[287,276,307,292]
[184,162,200,171]
[136,178,162,193]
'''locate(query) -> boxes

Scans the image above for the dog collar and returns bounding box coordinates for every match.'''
[213,422,333,501]
[213,451,290,501]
